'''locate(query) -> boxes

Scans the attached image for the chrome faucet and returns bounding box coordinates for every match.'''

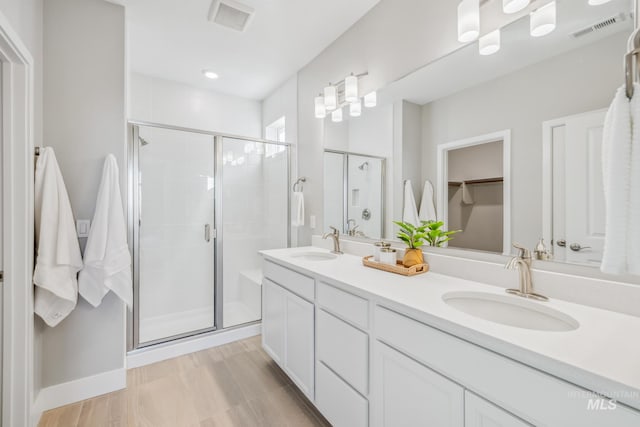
[505,243,548,301]
[346,219,360,237]
[322,226,344,254]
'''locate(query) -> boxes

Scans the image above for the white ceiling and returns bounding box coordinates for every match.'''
[380,0,633,106]
[118,0,381,100]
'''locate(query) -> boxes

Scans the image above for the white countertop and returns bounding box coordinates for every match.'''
[261,246,640,411]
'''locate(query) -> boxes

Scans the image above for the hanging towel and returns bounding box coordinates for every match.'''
[34,147,83,327]
[292,191,305,227]
[629,85,640,275]
[402,180,420,226]
[601,85,633,275]
[79,155,133,308]
[461,182,475,205]
[418,180,437,223]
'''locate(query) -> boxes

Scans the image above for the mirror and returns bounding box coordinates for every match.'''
[323,150,385,239]
[322,0,632,267]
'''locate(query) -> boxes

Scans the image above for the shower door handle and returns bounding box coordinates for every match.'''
[204,224,211,242]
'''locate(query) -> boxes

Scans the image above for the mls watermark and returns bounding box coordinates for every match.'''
[568,390,640,411]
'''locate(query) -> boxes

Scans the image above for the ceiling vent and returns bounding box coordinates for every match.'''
[208,0,255,32]
[571,13,627,38]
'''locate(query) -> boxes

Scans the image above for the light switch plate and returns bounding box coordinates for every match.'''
[309,215,316,229]
[76,220,91,238]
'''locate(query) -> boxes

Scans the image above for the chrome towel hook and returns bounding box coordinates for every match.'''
[292,177,306,192]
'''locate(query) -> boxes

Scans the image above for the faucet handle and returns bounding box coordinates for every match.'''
[329,226,340,235]
[512,243,531,259]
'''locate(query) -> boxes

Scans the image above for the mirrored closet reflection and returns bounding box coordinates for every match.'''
[129,124,289,348]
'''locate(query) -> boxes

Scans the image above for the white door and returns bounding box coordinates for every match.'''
[284,290,314,399]
[373,342,464,427]
[465,392,531,427]
[563,110,606,265]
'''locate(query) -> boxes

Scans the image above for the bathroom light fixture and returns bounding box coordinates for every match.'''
[503,0,529,14]
[202,69,219,79]
[364,91,377,108]
[588,0,612,4]
[315,95,326,119]
[331,107,343,123]
[350,100,362,117]
[345,74,358,103]
[458,0,480,43]
[324,85,337,110]
[530,1,556,37]
[479,29,501,55]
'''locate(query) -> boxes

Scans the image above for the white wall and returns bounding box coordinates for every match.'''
[42,0,125,390]
[129,72,262,137]
[262,75,298,143]
[421,31,626,250]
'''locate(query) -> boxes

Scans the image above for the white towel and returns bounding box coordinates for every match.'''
[402,180,420,226]
[629,85,640,275]
[461,182,474,205]
[601,85,633,275]
[34,147,83,327]
[79,155,133,308]
[418,180,437,223]
[292,191,305,227]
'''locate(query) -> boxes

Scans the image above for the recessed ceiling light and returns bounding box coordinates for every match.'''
[202,70,219,79]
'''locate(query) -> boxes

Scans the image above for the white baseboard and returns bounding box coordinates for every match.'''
[127,322,262,369]
[34,368,126,415]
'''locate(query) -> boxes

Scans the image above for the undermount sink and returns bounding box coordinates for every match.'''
[290,251,338,261]
[442,291,579,332]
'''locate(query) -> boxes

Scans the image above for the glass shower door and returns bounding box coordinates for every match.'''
[220,137,289,328]
[136,126,215,345]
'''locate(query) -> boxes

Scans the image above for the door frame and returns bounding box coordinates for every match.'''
[436,130,511,256]
[0,10,35,427]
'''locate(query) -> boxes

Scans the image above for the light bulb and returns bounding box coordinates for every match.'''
[331,107,343,123]
[364,91,377,108]
[458,0,480,43]
[315,95,326,119]
[202,70,219,79]
[345,75,358,103]
[350,100,362,117]
[530,1,556,37]
[503,0,529,14]
[324,85,337,110]
[479,30,501,55]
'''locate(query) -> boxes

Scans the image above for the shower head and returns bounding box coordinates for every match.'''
[358,161,369,171]
[139,137,150,147]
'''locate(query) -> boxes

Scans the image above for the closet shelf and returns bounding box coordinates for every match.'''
[448,177,504,186]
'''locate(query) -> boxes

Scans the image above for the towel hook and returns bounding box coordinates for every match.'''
[293,177,306,192]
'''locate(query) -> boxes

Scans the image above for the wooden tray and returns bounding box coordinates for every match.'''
[362,255,429,276]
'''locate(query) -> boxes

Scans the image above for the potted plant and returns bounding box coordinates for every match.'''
[423,220,461,247]
[393,221,428,267]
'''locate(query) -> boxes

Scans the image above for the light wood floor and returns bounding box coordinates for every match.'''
[39,336,331,427]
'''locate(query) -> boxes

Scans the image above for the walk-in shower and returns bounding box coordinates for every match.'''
[128,123,290,349]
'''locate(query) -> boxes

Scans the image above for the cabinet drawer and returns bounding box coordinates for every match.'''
[317,309,369,395]
[316,362,368,427]
[375,305,640,427]
[317,282,369,329]
[465,392,531,427]
[263,260,314,301]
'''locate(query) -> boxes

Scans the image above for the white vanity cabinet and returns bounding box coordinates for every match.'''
[465,392,531,427]
[262,262,315,399]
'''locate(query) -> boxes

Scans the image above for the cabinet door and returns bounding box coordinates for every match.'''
[373,342,464,427]
[465,392,531,427]
[262,279,286,365]
[285,291,315,399]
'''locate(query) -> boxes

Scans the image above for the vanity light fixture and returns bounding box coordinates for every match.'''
[588,0,612,4]
[202,69,219,79]
[479,29,501,55]
[530,1,556,37]
[332,107,343,123]
[345,74,359,103]
[458,0,480,43]
[364,91,377,108]
[350,100,362,117]
[503,0,529,14]
[315,95,327,119]
[324,84,337,110]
